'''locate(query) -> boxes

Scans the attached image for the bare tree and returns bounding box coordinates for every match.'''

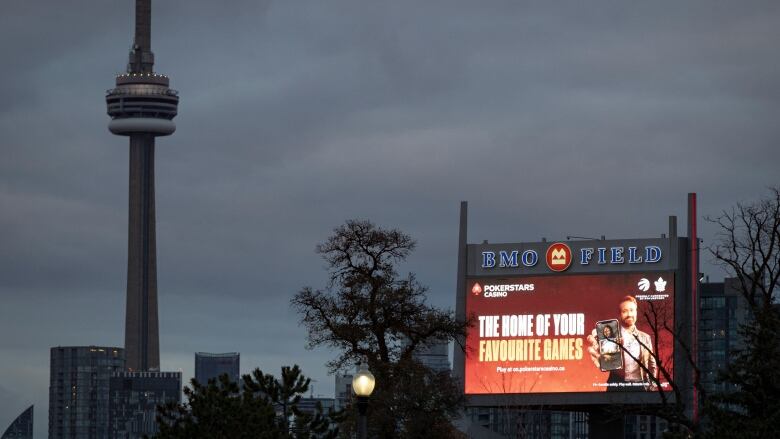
[628,301,701,437]
[709,187,780,311]
[702,187,780,438]
[291,220,469,439]
[585,297,702,437]
[581,189,780,438]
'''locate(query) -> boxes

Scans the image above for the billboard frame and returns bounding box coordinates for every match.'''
[453,201,695,409]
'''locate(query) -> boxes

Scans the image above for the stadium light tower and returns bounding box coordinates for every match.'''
[106,0,179,372]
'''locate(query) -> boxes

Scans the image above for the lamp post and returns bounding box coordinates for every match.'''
[352,363,375,439]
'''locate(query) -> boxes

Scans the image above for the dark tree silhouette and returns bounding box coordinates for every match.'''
[702,187,780,439]
[291,219,468,439]
[155,366,342,439]
[581,189,780,438]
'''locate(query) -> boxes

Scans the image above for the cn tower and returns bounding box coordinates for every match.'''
[106,0,178,372]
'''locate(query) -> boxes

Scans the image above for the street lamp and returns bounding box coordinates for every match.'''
[352,363,375,439]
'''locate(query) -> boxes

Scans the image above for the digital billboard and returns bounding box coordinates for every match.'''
[464,272,675,395]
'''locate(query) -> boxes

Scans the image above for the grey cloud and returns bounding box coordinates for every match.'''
[2,1,780,437]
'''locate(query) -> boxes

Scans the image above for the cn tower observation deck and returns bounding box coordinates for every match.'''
[106,72,178,136]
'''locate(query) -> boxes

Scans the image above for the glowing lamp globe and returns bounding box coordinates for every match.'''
[352,363,375,397]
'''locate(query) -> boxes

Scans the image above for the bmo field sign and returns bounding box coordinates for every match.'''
[454,203,696,407]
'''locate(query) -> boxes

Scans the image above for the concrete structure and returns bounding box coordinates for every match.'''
[194,352,240,385]
[464,408,588,439]
[48,346,125,439]
[108,371,181,439]
[334,373,353,411]
[412,339,450,373]
[107,0,179,372]
[623,414,668,439]
[296,397,336,415]
[1,405,33,439]
[698,277,748,395]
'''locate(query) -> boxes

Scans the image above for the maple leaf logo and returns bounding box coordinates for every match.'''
[654,277,667,292]
[637,278,650,292]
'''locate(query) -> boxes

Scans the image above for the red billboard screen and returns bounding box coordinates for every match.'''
[465,272,675,394]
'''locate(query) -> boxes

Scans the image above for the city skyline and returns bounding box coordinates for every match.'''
[2,1,779,437]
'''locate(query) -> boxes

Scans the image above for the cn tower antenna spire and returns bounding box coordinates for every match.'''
[128,0,154,73]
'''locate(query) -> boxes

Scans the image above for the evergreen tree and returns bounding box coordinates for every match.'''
[155,366,342,439]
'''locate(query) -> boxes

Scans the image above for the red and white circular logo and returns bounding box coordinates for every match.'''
[545,243,572,272]
[471,283,483,296]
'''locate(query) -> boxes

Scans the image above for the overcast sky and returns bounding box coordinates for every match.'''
[2,0,779,436]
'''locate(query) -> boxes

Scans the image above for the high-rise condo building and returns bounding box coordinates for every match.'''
[1,405,33,439]
[108,371,181,438]
[48,346,125,439]
[194,352,241,385]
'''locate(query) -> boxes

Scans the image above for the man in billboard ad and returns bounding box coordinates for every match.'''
[464,272,674,395]
[586,295,659,391]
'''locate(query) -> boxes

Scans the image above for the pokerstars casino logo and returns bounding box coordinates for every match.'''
[545,243,572,272]
[471,282,535,299]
